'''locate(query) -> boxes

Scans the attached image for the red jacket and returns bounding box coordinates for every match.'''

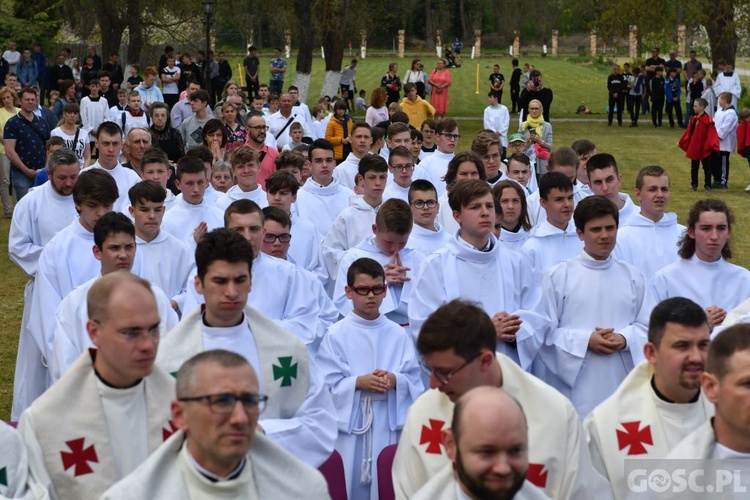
[679,113,719,161]
[737,120,750,158]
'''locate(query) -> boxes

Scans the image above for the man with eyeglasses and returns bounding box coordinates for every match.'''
[19,271,176,500]
[406,179,450,255]
[393,300,611,500]
[393,300,610,499]
[103,349,330,499]
[420,118,459,198]
[50,212,177,381]
[243,111,279,188]
[158,228,337,468]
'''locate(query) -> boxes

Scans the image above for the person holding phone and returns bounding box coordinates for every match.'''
[518,69,554,122]
[521,99,553,176]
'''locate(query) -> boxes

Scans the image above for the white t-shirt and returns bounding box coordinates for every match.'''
[161,66,181,95]
[50,127,89,168]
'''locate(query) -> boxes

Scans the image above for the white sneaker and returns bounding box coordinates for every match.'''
[745,183,750,192]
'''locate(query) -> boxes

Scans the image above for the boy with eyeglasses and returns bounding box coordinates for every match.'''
[323,154,388,279]
[407,179,450,255]
[317,257,423,500]
[383,146,416,203]
[420,118,459,198]
[419,119,437,155]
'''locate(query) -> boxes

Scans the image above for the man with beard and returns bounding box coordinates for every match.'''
[244,111,278,187]
[413,386,549,499]
[584,297,713,500]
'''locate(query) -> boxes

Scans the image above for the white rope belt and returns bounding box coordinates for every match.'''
[352,392,388,485]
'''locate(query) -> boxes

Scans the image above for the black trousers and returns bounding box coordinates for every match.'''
[665,99,683,127]
[692,155,714,188]
[626,94,641,124]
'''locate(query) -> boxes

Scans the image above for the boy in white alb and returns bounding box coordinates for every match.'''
[408,180,546,369]
[585,153,637,225]
[118,91,152,135]
[215,146,268,211]
[382,146,415,203]
[483,90,510,151]
[26,170,120,402]
[521,172,582,282]
[82,122,141,213]
[127,181,192,308]
[407,179,450,255]
[156,229,337,468]
[650,198,750,332]
[334,199,424,329]
[79,79,111,144]
[317,258,423,499]
[183,145,225,206]
[295,139,355,242]
[139,148,176,211]
[420,118,459,198]
[51,213,178,381]
[585,297,713,500]
[8,148,80,420]
[505,153,533,194]
[712,91,738,188]
[265,170,327,283]
[19,272,175,500]
[535,196,650,417]
[332,121,373,191]
[614,166,684,281]
[526,147,590,226]
[323,154,388,278]
[435,153,488,237]
[160,155,224,253]
[471,131,507,189]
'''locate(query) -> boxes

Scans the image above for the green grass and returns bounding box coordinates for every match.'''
[3,55,750,420]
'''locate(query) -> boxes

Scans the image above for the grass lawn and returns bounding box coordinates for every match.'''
[2,55,750,420]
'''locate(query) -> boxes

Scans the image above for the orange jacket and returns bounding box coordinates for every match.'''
[325,115,355,160]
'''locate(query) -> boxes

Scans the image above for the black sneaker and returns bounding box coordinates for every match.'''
[705,185,712,192]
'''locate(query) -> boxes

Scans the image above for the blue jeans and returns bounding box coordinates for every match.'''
[11,167,34,201]
[269,80,284,96]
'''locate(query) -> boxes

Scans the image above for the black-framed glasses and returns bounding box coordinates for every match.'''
[422,352,482,385]
[410,199,438,209]
[440,133,461,141]
[351,285,387,296]
[178,393,269,415]
[391,164,415,172]
[247,125,269,132]
[263,233,292,243]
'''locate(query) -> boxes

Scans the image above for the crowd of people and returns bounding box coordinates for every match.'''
[3,41,750,500]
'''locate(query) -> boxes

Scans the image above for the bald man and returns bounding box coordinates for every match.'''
[103,349,330,499]
[413,386,549,499]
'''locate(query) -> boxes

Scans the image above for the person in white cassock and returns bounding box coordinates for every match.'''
[419,118,459,198]
[102,349,331,499]
[406,180,450,255]
[265,170,328,284]
[182,145,226,206]
[666,324,750,461]
[126,180,192,308]
[214,146,268,211]
[8,148,80,421]
[521,172,583,282]
[650,198,750,333]
[51,213,178,381]
[409,180,546,369]
[435,153,488,238]
[492,180,532,251]
[393,300,611,500]
[161,155,224,254]
[584,297,713,500]
[534,196,650,417]
[181,200,324,350]
[322,155,387,279]
[295,139,356,244]
[80,122,141,213]
[585,153,637,225]
[0,421,48,499]
[413,386,550,500]
[261,206,338,353]
[317,258,424,499]
[613,166,684,281]
[332,121,373,191]
[156,229,337,468]
[525,147,590,226]
[334,198,424,329]
[383,146,416,203]
[471,130,508,190]
[139,149,177,212]
[23,169,121,415]
[19,273,176,500]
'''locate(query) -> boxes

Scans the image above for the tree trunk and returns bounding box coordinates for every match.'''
[293,0,314,103]
[459,0,467,41]
[98,9,127,62]
[425,0,434,47]
[704,0,737,65]
[320,4,346,98]
[125,0,143,65]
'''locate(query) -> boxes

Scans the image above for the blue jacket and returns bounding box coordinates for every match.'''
[664,77,681,100]
[17,58,38,86]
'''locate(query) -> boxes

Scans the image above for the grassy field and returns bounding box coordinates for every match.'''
[2,55,749,420]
